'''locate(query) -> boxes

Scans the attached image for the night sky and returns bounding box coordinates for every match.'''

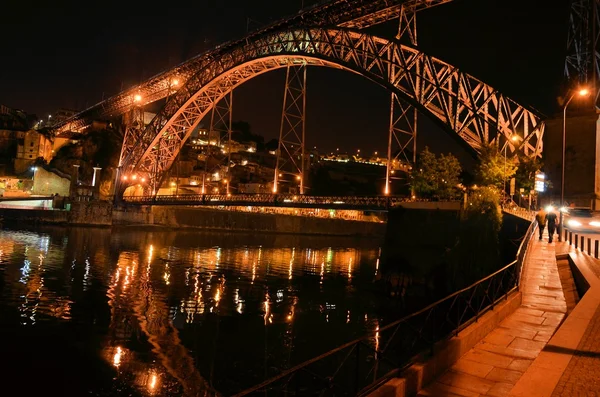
[1,0,570,161]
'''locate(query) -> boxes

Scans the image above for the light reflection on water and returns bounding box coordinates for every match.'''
[0,226,386,396]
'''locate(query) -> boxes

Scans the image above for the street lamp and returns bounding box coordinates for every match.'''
[504,135,519,200]
[561,88,590,206]
[559,87,591,240]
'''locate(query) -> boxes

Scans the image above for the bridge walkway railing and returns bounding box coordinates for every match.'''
[122,194,430,210]
[231,210,537,396]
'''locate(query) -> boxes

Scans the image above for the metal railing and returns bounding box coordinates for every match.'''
[232,213,537,396]
[122,194,428,210]
[564,228,600,259]
[502,205,535,222]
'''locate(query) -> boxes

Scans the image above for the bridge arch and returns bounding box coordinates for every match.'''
[122,28,544,189]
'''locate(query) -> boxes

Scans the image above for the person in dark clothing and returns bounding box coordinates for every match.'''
[535,208,547,240]
[546,210,558,243]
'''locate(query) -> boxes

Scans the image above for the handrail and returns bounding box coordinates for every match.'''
[232,209,537,396]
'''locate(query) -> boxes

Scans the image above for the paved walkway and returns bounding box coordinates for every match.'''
[419,229,568,397]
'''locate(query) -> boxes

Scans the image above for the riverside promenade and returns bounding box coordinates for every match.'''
[419,224,600,396]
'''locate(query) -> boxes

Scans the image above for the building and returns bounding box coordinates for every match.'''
[238,183,269,193]
[14,130,53,173]
[542,109,600,208]
[0,105,41,175]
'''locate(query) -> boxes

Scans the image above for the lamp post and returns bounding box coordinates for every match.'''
[560,88,590,241]
[503,135,519,201]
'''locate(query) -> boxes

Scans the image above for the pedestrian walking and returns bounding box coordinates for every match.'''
[546,207,558,243]
[535,207,547,240]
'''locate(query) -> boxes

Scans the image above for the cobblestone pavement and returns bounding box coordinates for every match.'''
[551,251,600,397]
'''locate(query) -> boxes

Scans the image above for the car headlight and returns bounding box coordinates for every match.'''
[590,221,600,227]
[568,219,582,227]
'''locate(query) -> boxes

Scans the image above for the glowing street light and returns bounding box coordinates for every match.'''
[560,87,591,240]
[134,94,142,102]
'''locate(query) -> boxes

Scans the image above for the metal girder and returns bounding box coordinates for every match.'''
[565,0,600,103]
[385,93,417,194]
[385,4,419,195]
[337,0,451,30]
[274,65,307,194]
[120,28,543,192]
[206,90,233,194]
[51,0,454,135]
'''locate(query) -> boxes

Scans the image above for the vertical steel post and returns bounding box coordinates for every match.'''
[385,93,394,195]
[300,66,307,195]
[274,63,307,194]
[208,89,234,194]
[227,90,233,195]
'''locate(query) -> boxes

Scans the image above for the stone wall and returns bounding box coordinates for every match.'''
[114,205,386,237]
[0,207,68,224]
[67,201,112,226]
[32,167,71,196]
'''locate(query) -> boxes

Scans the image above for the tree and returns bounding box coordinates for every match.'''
[446,186,502,289]
[475,143,517,188]
[410,147,462,199]
[515,154,542,192]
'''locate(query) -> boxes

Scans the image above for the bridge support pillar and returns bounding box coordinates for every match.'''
[116,103,146,197]
[207,89,234,195]
[274,63,307,195]
[385,4,420,196]
[385,93,418,196]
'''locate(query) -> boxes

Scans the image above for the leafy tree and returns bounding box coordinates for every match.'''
[411,147,462,199]
[515,154,542,192]
[446,186,502,289]
[475,143,518,188]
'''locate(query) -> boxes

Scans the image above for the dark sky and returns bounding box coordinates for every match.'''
[1,0,570,161]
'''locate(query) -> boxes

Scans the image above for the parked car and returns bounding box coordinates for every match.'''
[563,207,600,233]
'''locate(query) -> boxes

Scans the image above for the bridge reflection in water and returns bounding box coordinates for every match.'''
[0,226,394,396]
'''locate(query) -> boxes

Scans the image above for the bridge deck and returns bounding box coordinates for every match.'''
[122,194,415,211]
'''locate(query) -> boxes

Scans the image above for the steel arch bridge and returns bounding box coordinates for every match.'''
[118,27,544,193]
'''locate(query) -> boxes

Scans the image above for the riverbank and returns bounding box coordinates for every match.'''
[0,202,386,237]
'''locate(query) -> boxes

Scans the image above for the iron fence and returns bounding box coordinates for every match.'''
[232,212,537,397]
[122,194,429,210]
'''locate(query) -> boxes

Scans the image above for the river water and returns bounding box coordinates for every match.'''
[0,225,404,396]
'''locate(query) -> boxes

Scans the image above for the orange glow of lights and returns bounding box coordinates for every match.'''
[172,79,179,86]
[579,88,590,97]
[122,175,128,181]
[141,177,146,183]
[148,373,158,392]
[134,94,142,102]
[132,175,138,180]
[113,346,122,367]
